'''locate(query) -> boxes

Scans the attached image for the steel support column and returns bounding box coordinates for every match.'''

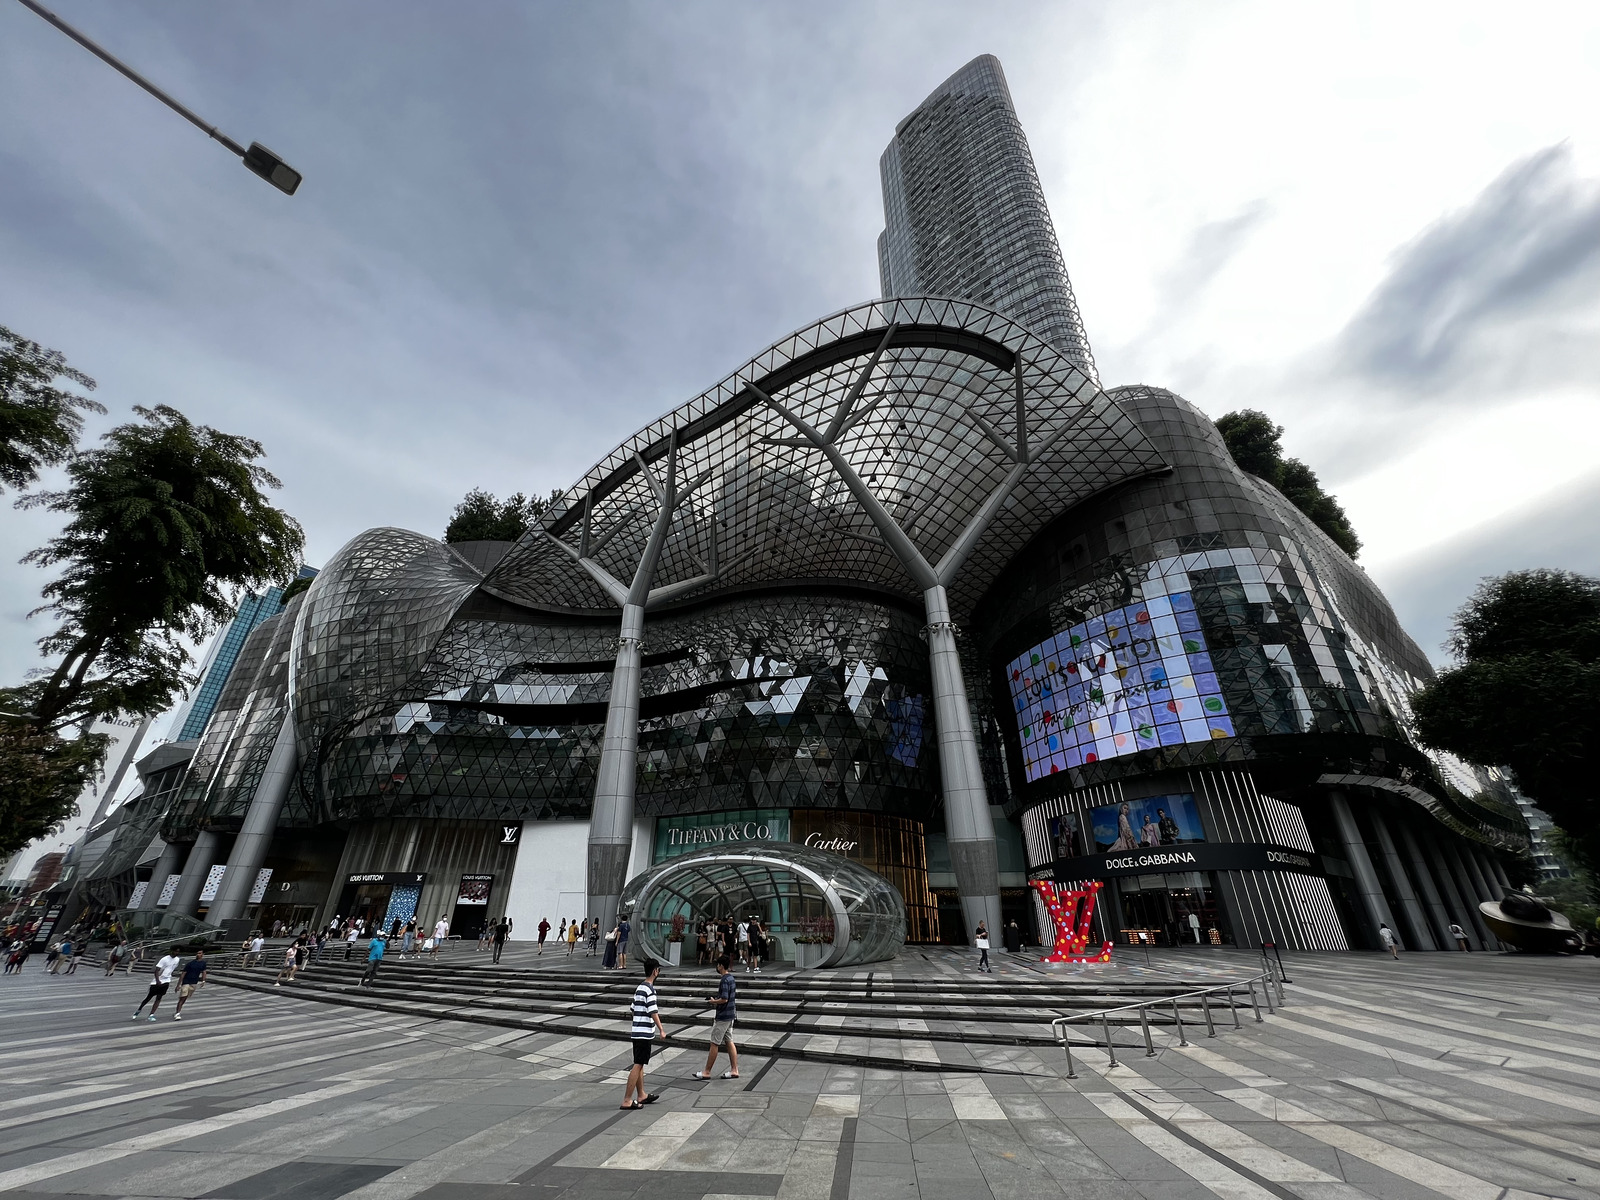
[1328,791,1397,949]
[164,829,221,919]
[1444,840,1498,949]
[207,714,297,926]
[588,603,646,934]
[1395,818,1456,950]
[1370,809,1436,950]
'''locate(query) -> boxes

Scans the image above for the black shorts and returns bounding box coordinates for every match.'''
[146,981,170,997]
[632,1039,653,1066]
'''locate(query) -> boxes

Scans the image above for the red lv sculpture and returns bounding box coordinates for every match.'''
[1030,879,1114,963]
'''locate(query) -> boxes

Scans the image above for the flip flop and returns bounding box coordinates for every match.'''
[641,1093,660,1104]
[692,1071,711,1080]
[619,1101,641,1110]
[721,1072,740,1079]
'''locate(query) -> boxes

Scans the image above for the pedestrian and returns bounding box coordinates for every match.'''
[274,941,300,986]
[65,938,86,974]
[172,950,208,1019]
[401,918,416,957]
[537,917,550,954]
[246,933,265,967]
[749,920,765,974]
[603,924,619,969]
[314,929,329,964]
[491,915,510,964]
[1378,923,1399,959]
[361,932,387,986]
[737,917,751,972]
[295,937,310,973]
[133,946,183,1020]
[433,915,449,957]
[693,955,741,1080]
[621,959,666,1110]
[105,939,128,976]
[566,918,578,956]
[974,921,991,972]
[617,915,631,969]
[1449,923,1471,951]
[5,939,31,973]
[46,939,65,974]
[587,919,600,957]
[1004,920,1023,954]
[696,920,709,966]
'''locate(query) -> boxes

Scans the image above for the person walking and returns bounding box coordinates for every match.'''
[274,941,300,986]
[587,919,600,958]
[105,940,128,976]
[361,932,387,986]
[491,916,510,964]
[432,915,449,957]
[171,950,208,1019]
[133,946,183,1020]
[1378,923,1400,959]
[1003,920,1023,954]
[602,924,619,970]
[46,939,67,974]
[343,926,359,961]
[974,921,992,973]
[314,929,329,965]
[295,937,310,974]
[537,917,550,954]
[1449,923,1471,951]
[749,920,765,974]
[566,918,578,956]
[65,938,86,974]
[621,959,666,1110]
[696,920,709,966]
[736,917,752,972]
[693,955,741,1080]
[400,918,416,958]
[617,916,632,969]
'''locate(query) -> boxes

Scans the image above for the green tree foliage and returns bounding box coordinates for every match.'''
[0,722,107,859]
[1215,409,1361,558]
[279,575,313,604]
[444,488,561,543]
[1412,570,1600,892]
[0,326,106,492]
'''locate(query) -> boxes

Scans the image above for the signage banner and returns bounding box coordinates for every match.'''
[345,872,427,886]
[199,864,227,902]
[498,822,522,846]
[456,874,493,906]
[1038,841,1324,882]
[127,880,149,908]
[248,868,273,904]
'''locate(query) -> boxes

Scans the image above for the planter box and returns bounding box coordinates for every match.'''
[794,942,831,970]
[666,941,682,967]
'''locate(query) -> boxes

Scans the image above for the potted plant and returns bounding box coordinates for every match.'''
[793,917,835,969]
[666,912,687,966]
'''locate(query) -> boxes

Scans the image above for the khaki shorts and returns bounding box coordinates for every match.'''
[178,983,198,999]
[708,1018,735,1046]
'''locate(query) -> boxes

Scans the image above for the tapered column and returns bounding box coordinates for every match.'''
[1457,844,1503,948]
[924,585,1003,939]
[138,840,185,912]
[1396,819,1455,950]
[1370,810,1436,949]
[587,602,646,933]
[1444,840,1498,949]
[1483,851,1512,895]
[208,714,297,925]
[1421,837,1482,949]
[1328,791,1397,949]
[165,830,221,919]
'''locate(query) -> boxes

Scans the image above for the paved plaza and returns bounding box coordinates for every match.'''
[1,949,1597,1200]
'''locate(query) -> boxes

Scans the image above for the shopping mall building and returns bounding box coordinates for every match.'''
[88,56,1527,960]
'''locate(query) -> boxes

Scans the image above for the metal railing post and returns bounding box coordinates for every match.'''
[1261,972,1275,1015]
[1102,1013,1118,1067]
[1062,1035,1077,1079]
[1200,991,1215,1038]
[1248,979,1263,1023]
[1171,998,1189,1047]
[1139,1007,1156,1057]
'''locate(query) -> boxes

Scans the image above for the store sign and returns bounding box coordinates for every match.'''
[668,820,777,847]
[1041,841,1324,881]
[346,872,427,885]
[456,874,494,906]
[499,823,522,846]
[803,832,859,853]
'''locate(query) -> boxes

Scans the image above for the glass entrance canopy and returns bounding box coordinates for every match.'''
[618,843,907,968]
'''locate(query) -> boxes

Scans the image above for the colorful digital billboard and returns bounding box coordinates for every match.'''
[1089,793,1206,852]
[1006,591,1234,782]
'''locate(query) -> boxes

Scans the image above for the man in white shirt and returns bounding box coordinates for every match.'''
[432,916,449,957]
[246,934,265,967]
[737,920,750,971]
[133,946,184,1021]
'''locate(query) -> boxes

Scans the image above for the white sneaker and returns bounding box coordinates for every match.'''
[173,1013,182,1020]
[147,1015,157,1021]
[131,1012,140,1020]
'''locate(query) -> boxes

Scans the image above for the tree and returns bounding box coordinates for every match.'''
[1215,409,1361,558]
[444,487,561,543]
[1411,570,1600,894]
[0,325,105,493]
[6,405,303,848]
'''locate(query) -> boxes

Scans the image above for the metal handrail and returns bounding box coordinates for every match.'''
[1050,961,1284,1078]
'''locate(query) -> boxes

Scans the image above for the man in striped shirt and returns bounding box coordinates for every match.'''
[622,959,667,1110]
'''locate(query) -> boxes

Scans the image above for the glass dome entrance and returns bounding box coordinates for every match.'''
[618,843,907,968]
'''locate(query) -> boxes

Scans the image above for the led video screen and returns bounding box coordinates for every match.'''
[1090,793,1205,852]
[1006,591,1234,782]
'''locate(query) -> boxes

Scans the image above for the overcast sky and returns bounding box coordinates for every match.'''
[4,0,1599,697]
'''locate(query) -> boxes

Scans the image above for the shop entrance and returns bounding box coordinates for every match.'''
[1115,872,1229,946]
[334,872,427,936]
[255,904,318,936]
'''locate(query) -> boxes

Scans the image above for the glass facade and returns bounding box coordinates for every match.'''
[879,55,1098,384]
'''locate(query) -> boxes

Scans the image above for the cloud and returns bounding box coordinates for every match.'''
[1336,143,1600,396]
[1157,201,1271,315]
[1369,469,1600,665]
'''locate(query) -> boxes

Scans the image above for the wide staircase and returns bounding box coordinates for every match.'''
[207,946,1286,1074]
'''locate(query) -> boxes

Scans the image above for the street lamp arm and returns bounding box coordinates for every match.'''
[16,0,247,154]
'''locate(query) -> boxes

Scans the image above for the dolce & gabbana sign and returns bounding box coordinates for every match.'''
[1043,842,1325,882]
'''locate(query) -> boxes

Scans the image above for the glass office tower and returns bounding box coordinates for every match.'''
[878,54,1098,384]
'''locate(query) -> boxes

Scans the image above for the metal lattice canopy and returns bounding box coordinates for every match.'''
[485,297,1167,621]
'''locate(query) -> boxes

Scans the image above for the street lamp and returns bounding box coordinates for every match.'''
[15,0,302,195]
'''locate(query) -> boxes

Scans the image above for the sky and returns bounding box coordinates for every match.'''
[4,0,1599,706]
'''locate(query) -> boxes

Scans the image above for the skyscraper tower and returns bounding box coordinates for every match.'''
[878,54,1098,383]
